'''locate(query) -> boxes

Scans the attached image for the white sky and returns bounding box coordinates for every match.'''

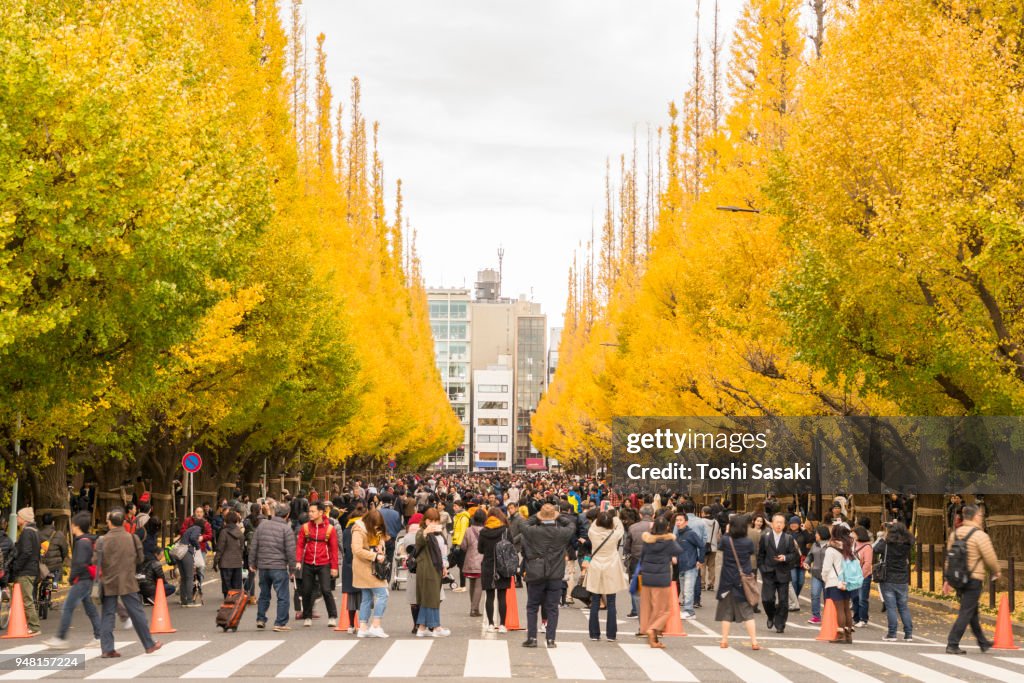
[300,0,745,325]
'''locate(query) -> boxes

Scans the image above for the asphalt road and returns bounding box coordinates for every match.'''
[2,573,1022,682]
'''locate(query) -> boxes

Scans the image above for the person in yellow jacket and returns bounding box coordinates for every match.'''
[451,501,471,593]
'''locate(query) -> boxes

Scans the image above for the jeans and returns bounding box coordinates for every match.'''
[57,579,100,640]
[301,564,337,619]
[359,586,389,624]
[257,568,290,627]
[101,593,154,654]
[852,575,872,623]
[948,578,989,648]
[177,552,195,605]
[526,579,561,641]
[680,568,698,615]
[589,592,616,640]
[810,576,824,619]
[791,567,806,598]
[880,582,912,638]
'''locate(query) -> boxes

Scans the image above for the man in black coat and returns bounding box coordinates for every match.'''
[520,504,575,648]
[757,513,799,633]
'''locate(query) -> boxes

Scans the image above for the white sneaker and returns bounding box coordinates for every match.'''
[303,619,312,628]
[85,638,101,649]
[368,627,389,638]
[346,627,354,634]
[430,627,451,638]
[44,637,69,649]
[681,613,696,620]
[356,629,369,638]
[486,624,498,632]
[452,587,467,593]
[122,618,133,631]
[497,625,507,633]
[327,618,337,627]
[416,629,426,638]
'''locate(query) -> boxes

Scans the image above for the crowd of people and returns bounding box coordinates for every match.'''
[0,474,1002,658]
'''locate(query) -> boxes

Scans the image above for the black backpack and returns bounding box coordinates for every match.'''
[494,529,519,579]
[944,527,979,590]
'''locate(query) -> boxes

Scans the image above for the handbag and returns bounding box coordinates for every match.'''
[571,583,592,606]
[872,541,888,583]
[193,548,206,570]
[629,561,642,595]
[170,541,189,561]
[372,545,391,582]
[727,536,760,607]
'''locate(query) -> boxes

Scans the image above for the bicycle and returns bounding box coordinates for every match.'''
[36,575,57,620]
[0,583,10,631]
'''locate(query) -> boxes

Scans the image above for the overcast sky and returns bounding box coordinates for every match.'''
[301,0,743,326]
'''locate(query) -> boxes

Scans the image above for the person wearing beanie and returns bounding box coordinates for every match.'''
[13,507,42,635]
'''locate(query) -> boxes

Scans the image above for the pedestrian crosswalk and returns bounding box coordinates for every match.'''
[2,638,1024,680]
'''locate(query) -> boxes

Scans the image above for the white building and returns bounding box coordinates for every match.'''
[472,359,514,471]
[427,288,471,470]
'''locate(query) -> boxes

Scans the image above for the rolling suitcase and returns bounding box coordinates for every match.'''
[216,588,248,632]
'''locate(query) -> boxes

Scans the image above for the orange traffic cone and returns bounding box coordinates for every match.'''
[993,594,1020,650]
[149,578,176,634]
[816,599,838,641]
[504,578,522,631]
[662,582,687,637]
[336,593,357,631]
[1,583,37,639]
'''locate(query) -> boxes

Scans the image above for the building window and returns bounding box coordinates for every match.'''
[477,384,509,393]
[476,434,508,443]
[449,301,467,319]
[477,417,509,426]
[477,452,503,461]
[429,301,449,319]
[478,401,508,410]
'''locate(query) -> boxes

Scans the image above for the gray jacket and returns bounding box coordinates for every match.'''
[249,516,295,571]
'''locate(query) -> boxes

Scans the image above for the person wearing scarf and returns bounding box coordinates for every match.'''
[413,508,450,637]
[479,509,511,632]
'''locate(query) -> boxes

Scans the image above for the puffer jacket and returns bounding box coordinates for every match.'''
[640,532,681,588]
[249,516,296,571]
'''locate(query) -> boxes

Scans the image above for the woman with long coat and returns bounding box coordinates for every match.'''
[352,508,389,638]
[716,514,760,650]
[340,504,365,632]
[477,508,511,632]
[582,511,627,640]
[639,515,682,648]
[414,508,450,637]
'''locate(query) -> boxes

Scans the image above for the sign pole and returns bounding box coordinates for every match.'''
[189,472,194,518]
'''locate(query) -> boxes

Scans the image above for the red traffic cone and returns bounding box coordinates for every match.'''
[816,599,838,641]
[993,594,1020,650]
[1,583,37,639]
[504,577,523,631]
[662,582,686,637]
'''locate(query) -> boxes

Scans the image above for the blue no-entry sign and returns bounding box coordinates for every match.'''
[182,451,202,473]
[387,458,397,469]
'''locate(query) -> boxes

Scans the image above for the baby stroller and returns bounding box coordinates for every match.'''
[390,532,410,591]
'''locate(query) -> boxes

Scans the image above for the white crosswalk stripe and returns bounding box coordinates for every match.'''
[771,648,882,683]
[5,634,1024,680]
[0,642,132,680]
[849,650,963,683]
[276,640,356,678]
[369,640,432,678]
[463,639,510,678]
[694,645,792,683]
[619,643,698,682]
[184,640,284,679]
[84,640,207,680]
[547,641,604,680]
[922,654,1024,683]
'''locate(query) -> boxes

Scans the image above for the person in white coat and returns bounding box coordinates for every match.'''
[582,510,628,641]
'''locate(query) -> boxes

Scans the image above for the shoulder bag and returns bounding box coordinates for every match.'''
[728,536,760,607]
